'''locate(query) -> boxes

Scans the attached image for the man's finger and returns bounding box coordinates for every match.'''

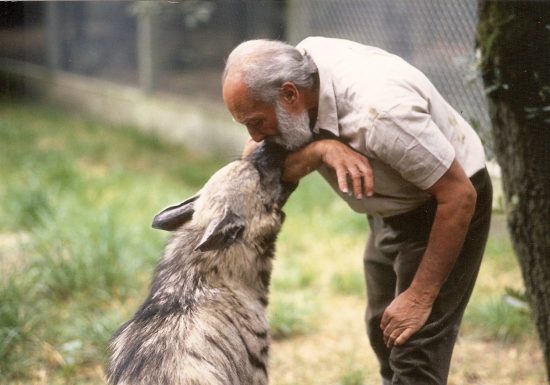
[336,167,350,195]
[382,320,396,347]
[387,330,401,349]
[386,326,405,349]
[357,158,374,197]
[394,328,415,347]
[350,169,363,199]
[360,167,374,197]
[380,310,390,330]
[385,331,393,348]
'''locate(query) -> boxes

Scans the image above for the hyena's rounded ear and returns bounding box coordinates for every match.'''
[152,194,199,231]
[195,205,245,252]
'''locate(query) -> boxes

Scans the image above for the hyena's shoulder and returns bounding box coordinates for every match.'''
[190,287,270,379]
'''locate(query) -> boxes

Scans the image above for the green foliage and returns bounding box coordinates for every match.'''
[477,2,550,121]
[0,101,224,382]
[464,295,534,343]
[476,3,516,94]
[1,178,53,230]
[268,293,317,340]
[503,287,530,310]
[337,369,366,385]
[272,256,317,291]
[284,174,367,237]
[0,273,44,381]
[0,100,538,383]
[29,208,146,302]
[330,270,365,298]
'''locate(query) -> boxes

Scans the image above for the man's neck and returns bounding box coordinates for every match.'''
[304,72,320,130]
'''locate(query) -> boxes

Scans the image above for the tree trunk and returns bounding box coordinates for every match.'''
[477,1,550,381]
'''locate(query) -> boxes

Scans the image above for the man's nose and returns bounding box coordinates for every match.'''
[248,128,266,142]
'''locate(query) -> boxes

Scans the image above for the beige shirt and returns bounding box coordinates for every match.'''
[296,37,486,217]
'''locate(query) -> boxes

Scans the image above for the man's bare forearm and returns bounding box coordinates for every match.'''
[283,139,374,198]
[410,160,477,303]
[380,160,477,347]
[282,141,325,182]
[408,187,476,304]
[244,138,374,196]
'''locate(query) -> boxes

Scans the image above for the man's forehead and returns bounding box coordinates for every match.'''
[223,76,270,122]
[223,75,251,108]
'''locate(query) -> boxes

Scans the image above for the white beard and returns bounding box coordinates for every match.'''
[270,102,313,151]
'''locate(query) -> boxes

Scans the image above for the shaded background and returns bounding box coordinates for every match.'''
[0,0,492,155]
[0,2,544,385]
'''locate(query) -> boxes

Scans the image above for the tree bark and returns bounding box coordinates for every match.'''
[477,1,550,381]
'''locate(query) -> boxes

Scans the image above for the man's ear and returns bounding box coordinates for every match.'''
[152,194,199,231]
[195,205,245,252]
[280,82,298,105]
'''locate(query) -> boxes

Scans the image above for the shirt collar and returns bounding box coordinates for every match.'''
[298,47,339,137]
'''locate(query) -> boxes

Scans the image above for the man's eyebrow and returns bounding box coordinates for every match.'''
[242,116,263,125]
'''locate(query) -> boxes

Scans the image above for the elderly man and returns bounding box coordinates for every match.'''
[222,37,492,385]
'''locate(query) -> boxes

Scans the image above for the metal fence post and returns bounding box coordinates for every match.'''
[137,11,158,93]
[45,2,61,72]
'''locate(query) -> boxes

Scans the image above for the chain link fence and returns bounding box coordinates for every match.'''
[287,0,491,153]
[0,0,491,152]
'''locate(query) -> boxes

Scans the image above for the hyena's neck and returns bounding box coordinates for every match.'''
[212,241,275,298]
[150,237,275,305]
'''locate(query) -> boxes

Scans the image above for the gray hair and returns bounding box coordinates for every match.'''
[223,39,318,104]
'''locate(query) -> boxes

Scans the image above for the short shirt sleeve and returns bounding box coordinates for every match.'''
[365,98,455,190]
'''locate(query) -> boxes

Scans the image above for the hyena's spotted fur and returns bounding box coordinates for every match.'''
[107,143,294,385]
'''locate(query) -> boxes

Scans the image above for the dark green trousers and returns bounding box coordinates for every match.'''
[364,168,493,385]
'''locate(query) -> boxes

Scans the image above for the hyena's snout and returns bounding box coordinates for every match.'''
[249,141,297,216]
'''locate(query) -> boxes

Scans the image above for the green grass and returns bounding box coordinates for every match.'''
[0,100,226,383]
[337,369,366,385]
[461,215,532,343]
[0,273,44,379]
[463,295,534,343]
[0,99,537,384]
[330,269,366,298]
[268,292,318,340]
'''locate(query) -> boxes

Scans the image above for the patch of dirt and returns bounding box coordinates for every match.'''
[270,295,546,385]
[450,336,545,385]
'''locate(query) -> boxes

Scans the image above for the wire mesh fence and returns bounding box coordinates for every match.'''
[0,0,492,152]
[287,0,491,153]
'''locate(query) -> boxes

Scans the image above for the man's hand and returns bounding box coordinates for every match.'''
[320,140,374,199]
[380,160,477,348]
[243,138,374,198]
[380,289,433,349]
[280,139,373,199]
